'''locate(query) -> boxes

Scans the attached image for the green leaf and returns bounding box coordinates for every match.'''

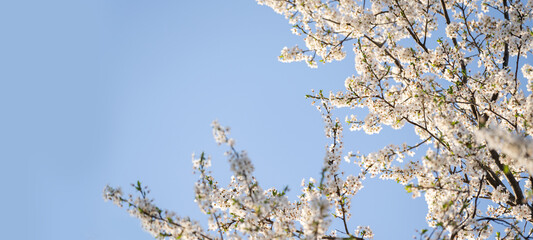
[405,184,413,193]
[503,165,510,174]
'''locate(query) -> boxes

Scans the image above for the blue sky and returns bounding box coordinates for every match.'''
[1,1,428,239]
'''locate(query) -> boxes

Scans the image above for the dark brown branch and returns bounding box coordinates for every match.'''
[489,149,525,205]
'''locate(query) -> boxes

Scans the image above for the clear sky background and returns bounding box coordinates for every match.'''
[1,1,429,239]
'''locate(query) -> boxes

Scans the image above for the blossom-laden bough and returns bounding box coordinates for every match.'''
[256,0,533,239]
[105,116,370,240]
[106,0,533,239]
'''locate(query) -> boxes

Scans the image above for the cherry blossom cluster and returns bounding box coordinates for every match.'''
[259,0,533,238]
[105,0,533,239]
[105,118,369,239]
